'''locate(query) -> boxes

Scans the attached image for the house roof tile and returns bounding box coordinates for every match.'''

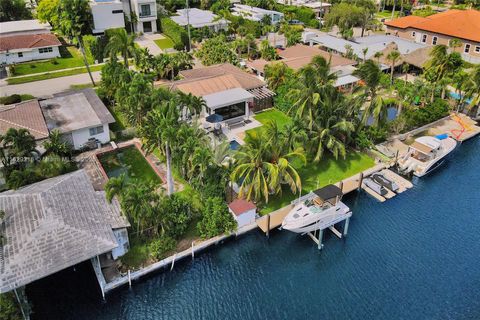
[0,33,61,52]
[0,100,49,140]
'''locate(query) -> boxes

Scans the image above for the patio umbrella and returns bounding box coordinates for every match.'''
[205,114,223,123]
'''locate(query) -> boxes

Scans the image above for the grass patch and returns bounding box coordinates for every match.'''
[259,152,375,215]
[7,64,102,84]
[120,236,150,269]
[375,10,400,19]
[248,108,292,136]
[154,36,175,50]
[12,46,94,76]
[98,145,162,185]
[70,83,97,90]
[107,105,128,132]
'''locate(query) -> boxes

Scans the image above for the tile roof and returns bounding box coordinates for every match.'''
[172,74,243,96]
[228,199,256,216]
[0,33,61,52]
[0,170,129,293]
[179,63,266,90]
[385,9,480,42]
[0,100,49,140]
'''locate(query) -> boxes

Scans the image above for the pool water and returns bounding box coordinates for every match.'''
[27,137,480,319]
[97,145,162,185]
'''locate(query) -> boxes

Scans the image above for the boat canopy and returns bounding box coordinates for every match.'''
[410,141,434,154]
[313,184,343,202]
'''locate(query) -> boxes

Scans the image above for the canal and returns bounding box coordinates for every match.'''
[28,137,480,320]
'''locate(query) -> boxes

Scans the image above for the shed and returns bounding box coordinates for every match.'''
[228,199,257,228]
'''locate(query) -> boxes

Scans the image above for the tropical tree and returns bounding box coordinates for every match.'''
[140,101,180,195]
[264,62,292,91]
[353,59,383,99]
[105,28,136,67]
[189,147,213,185]
[176,91,206,120]
[386,49,401,83]
[56,0,95,86]
[121,181,158,235]
[118,73,155,126]
[259,40,278,61]
[0,0,32,22]
[2,128,37,168]
[43,129,72,157]
[195,35,239,66]
[105,174,128,203]
[464,64,480,113]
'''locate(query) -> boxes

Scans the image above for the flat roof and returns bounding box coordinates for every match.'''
[334,74,360,87]
[0,170,129,293]
[40,89,114,134]
[171,8,229,28]
[0,19,51,35]
[203,88,253,110]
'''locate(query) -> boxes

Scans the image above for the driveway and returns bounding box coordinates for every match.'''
[135,34,165,56]
[0,71,102,98]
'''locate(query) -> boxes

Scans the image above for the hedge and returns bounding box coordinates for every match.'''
[160,17,188,50]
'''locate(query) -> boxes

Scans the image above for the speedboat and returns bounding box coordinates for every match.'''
[282,185,352,234]
[397,135,456,177]
[371,172,399,192]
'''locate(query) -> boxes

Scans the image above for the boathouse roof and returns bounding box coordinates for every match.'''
[0,170,129,293]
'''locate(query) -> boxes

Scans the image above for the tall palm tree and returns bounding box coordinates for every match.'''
[374,51,383,64]
[43,129,71,157]
[264,61,291,91]
[3,128,36,159]
[105,174,128,203]
[353,60,383,99]
[121,182,156,235]
[189,147,212,185]
[176,91,206,120]
[386,50,401,84]
[105,28,136,67]
[464,64,480,114]
[140,101,180,195]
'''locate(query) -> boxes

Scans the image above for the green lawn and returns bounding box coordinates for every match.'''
[12,46,94,76]
[375,10,400,19]
[154,37,175,50]
[107,105,128,132]
[7,64,102,85]
[259,152,375,215]
[247,108,292,136]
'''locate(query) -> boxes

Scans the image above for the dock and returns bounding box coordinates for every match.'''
[361,168,413,202]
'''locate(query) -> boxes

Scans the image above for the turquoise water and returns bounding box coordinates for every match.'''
[28,137,480,319]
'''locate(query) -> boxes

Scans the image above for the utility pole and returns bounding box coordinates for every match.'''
[186,0,192,52]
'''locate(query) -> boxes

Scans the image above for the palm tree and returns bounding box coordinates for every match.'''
[189,147,212,185]
[153,54,171,80]
[3,128,36,160]
[386,50,401,84]
[353,60,383,99]
[57,0,95,86]
[176,91,206,120]
[105,28,136,67]
[43,129,71,157]
[362,47,369,62]
[464,65,480,114]
[401,62,409,84]
[374,51,383,64]
[121,182,156,235]
[140,101,180,195]
[105,174,128,202]
[264,61,291,91]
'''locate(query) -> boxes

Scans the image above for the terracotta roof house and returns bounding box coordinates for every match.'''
[384,9,480,63]
[228,199,256,228]
[0,169,130,293]
[0,100,49,141]
[0,32,61,64]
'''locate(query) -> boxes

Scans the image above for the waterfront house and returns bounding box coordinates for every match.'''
[39,89,115,150]
[0,169,130,294]
[228,199,257,228]
[384,9,480,64]
[0,20,61,64]
[231,4,284,25]
[170,8,229,32]
[89,0,126,35]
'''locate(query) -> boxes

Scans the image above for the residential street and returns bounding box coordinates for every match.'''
[0,71,102,98]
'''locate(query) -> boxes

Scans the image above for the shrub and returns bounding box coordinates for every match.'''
[197,197,237,239]
[0,94,21,105]
[0,292,23,320]
[160,17,188,50]
[402,99,450,131]
[149,236,176,260]
[159,194,194,238]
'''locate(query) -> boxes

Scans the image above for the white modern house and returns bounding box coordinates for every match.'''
[0,19,51,37]
[39,89,115,150]
[0,33,61,64]
[170,8,229,32]
[128,0,158,33]
[231,4,284,24]
[90,0,126,35]
[228,199,256,228]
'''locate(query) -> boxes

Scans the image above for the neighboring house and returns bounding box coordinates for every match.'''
[276,0,331,19]
[247,44,359,88]
[0,33,61,64]
[170,8,229,32]
[90,0,126,35]
[0,19,51,37]
[127,0,158,33]
[0,169,130,294]
[0,100,49,142]
[231,4,284,24]
[384,9,480,63]
[39,89,115,150]
[228,199,257,228]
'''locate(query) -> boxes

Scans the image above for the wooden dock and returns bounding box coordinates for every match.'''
[361,168,413,202]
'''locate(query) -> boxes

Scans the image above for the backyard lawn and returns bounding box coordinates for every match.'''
[7,64,102,85]
[247,108,292,136]
[154,36,175,50]
[11,46,94,76]
[259,152,376,215]
[375,10,400,20]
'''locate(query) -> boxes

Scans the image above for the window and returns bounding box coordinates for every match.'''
[17,52,23,57]
[112,9,123,14]
[140,4,151,17]
[421,35,427,43]
[464,44,471,53]
[475,46,480,53]
[412,31,416,37]
[39,47,53,53]
[89,126,104,136]
[432,36,438,45]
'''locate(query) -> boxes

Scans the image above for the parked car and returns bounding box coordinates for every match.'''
[288,19,304,26]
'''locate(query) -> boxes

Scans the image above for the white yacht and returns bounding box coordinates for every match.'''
[282,185,352,234]
[397,135,457,177]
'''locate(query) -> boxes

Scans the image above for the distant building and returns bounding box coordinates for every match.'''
[0,19,51,37]
[128,0,158,33]
[39,89,115,150]
[90,0,126,35]
[384,9,480,63]
[231,4,284,25]
[0,33,61,64]
[228,199,256,228]
[0,169,130,294]
[170,8,229,32]
[277,0,331,19]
